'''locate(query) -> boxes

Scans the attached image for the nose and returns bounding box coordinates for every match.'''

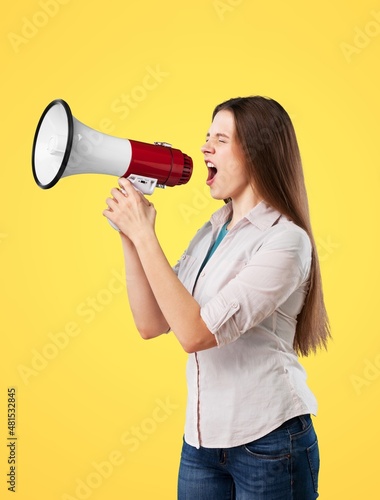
[201,138,215,155]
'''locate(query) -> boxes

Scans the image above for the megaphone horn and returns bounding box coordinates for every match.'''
[31,99,193,193]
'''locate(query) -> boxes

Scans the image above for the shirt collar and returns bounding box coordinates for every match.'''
[210,201,283,231]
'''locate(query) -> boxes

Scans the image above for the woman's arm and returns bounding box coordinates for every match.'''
[120,233,170,339]
[103,179,217,353]
[131,231,217,353]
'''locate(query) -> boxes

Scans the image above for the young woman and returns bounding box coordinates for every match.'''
[103,96,330,499]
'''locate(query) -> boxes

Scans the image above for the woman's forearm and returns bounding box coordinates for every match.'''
[121,234,170,339]
[133,231,217,353]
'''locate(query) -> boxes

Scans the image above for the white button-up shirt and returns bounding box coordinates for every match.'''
[173,201,318,449]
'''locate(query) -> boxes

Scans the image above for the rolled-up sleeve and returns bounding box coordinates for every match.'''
[200,228,312,347]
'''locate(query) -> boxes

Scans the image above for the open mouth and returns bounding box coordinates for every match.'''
[206,161,217,182]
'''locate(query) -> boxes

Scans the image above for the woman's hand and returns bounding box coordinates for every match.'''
[103,177,156,243]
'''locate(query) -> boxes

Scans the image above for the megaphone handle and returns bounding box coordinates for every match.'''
[108,220,121,231]
[107,176,159,231]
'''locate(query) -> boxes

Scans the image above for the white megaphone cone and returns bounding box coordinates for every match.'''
[31,99,193,229]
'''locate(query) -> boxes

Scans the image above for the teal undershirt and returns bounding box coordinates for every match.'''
[197,220,230,279]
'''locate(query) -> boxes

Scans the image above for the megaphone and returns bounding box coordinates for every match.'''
[32,99,193,195]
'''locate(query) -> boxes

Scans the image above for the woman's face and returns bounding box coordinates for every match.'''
[201,110,252,202]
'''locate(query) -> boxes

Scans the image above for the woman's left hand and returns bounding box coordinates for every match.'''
[103,177,156,243]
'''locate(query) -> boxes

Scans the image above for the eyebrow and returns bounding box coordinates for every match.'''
[206,132,230,139]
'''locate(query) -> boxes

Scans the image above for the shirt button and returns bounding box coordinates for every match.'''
[200,272,205,277]
[231,302,238,309]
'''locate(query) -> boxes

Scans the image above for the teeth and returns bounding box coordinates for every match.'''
[207,162,215,168]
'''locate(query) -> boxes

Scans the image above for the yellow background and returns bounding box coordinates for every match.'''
[1,0,379,498]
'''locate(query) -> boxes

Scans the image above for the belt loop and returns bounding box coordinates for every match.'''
[298,414,309,429]
[219,449,227,465]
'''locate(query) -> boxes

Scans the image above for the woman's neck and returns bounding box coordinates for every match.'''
[228,190,263,229]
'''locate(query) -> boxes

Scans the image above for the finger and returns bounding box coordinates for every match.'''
[111,187,126,201]
[120,180,143,201]
[105,197,119,211]
[118,177,134,193]
[119,180,152,207]
[116,179,128,196]
[135,189,152,207]
[118,177,128,188]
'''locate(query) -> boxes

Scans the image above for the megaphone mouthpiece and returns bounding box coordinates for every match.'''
[126,139,192,187]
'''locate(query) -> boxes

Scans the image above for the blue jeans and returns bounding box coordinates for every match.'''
[177,415,319,499]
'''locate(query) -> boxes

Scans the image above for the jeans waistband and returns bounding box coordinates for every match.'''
[277,414,311,431]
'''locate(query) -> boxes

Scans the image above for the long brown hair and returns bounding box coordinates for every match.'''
[213,96,330,356]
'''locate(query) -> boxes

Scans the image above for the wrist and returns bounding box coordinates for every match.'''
[132,227,156,248]
[120,232,133,247]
